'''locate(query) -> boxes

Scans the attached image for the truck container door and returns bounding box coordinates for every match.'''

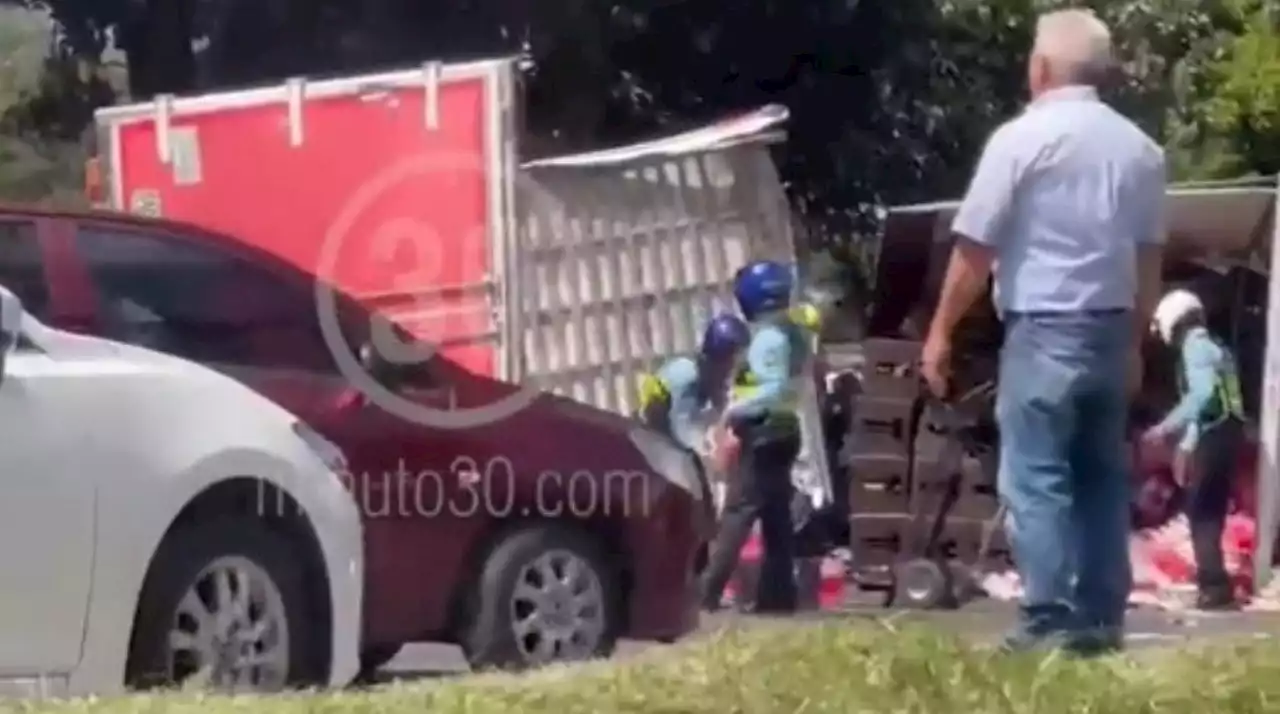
[94,59,520,385]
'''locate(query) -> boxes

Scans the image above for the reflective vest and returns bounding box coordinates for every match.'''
[1176,335,1245,427]
[636,370,674,434]
[730,310,815,420]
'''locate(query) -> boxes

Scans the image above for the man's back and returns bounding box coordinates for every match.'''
[970,87,1164,313]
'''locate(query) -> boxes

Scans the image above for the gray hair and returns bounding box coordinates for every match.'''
[1033,9,1114,84]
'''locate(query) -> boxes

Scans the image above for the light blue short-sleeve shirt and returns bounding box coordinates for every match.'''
[951,86,1167,313]
[655,356,705,451]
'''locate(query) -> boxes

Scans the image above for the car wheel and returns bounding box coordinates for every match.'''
[126,517,323,691]
[460,524,620,671]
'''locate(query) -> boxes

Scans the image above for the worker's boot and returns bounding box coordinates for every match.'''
[1064,627,1124,658]
[1195,585,1238,611]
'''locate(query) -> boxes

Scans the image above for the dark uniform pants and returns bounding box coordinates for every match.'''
[700,416,802,612]
[1186,417,1244,595]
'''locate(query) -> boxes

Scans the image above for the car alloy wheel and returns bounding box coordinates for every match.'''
[509,549,607,664]
[167,555,291,690]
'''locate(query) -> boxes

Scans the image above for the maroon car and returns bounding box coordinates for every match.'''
[0,205,714,672]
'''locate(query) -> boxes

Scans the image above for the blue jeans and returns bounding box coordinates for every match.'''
[997,310,1133,639]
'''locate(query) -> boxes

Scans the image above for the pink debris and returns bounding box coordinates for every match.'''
[719,428,1280,613]
[724,528,847,611]
[983,514,1260,612]
[974,431,1272,612]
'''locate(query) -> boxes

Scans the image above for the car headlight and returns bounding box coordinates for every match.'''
[292,421,348,473]
[628,427,705,500]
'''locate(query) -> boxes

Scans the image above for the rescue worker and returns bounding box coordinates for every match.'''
[700,260,812,613]
[636,313,751,453]
[1142,288,1246,610]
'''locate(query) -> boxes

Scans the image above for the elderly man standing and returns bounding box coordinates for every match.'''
[921,9,1165,653]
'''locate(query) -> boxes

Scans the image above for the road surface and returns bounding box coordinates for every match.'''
[376,600,1280,681]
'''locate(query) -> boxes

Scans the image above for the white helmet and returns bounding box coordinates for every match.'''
[1151,289,1203,344]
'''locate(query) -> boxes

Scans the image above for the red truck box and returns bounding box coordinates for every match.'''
[93,58,520,380]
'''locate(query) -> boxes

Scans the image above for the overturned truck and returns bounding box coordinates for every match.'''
[835,179,1280,607]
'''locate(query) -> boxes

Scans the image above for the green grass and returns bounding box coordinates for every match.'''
[9,621,1280,713]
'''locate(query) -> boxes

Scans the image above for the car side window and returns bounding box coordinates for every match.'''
[0,221,51,321]
[74,226,339,373]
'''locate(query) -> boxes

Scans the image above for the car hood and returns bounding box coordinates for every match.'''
[413,363,639,437]
[525,390,638,435]
[394,371,653,472]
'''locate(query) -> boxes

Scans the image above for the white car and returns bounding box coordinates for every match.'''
[0,286,362,697]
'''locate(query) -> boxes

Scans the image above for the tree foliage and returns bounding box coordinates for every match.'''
[3,0,1280,223]
[0,5,96,203]
[1193,0,1280,176]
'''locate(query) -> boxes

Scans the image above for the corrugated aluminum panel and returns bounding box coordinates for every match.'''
[518,152,753,413]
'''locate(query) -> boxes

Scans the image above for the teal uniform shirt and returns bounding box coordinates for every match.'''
[725,315,810,422]
[637,356,713,451]
[1151,326,1245,451]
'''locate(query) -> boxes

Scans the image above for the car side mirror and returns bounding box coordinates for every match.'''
[352,313,439,391]
[357,341,397,385]
[358,340,435,390]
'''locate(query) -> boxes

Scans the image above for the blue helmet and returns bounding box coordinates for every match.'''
[733,260,793,320]
[700,313,750,359]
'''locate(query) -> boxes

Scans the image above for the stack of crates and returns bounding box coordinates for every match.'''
[844,339,1010,595]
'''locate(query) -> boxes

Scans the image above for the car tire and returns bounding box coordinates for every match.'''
[125,517,324,691]
[357,644,403,678]
[459,523,621,671]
